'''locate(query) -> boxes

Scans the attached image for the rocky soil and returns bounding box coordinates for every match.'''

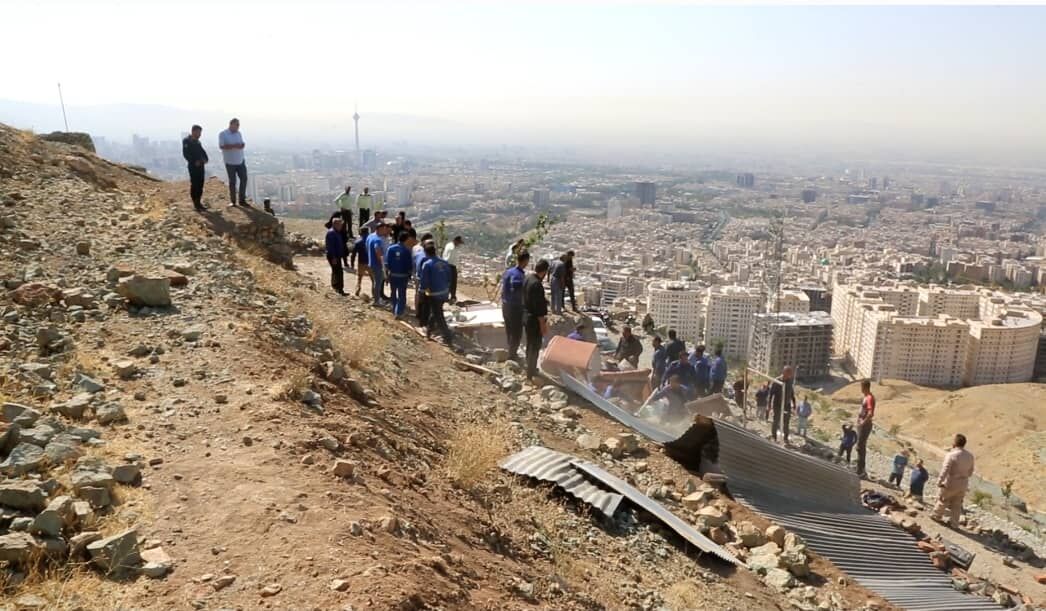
[0,124,909,610]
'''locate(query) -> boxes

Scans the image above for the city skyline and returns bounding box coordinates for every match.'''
[2,2,1046,163]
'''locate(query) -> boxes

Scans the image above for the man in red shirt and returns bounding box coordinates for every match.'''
[856,379,876,478]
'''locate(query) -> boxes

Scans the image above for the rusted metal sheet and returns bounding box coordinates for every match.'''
[569,459,740,566]
[499,446,623,518]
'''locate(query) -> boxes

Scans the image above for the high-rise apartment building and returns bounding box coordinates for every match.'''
[647,281,703,343]
[965,309,1042,385]
[632,182,656,207]
[736,173,755,188]
[832,282,1043,387]
[748,312,833,381]
[703,286,763,359]
[769,289,810,314]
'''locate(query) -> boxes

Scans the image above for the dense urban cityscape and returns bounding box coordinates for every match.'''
[100,117,1046,391]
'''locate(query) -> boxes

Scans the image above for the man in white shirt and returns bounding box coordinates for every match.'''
[355,187,374,230]
[333,185,354,237]
[442,236,464,302]
[218,118,248,207]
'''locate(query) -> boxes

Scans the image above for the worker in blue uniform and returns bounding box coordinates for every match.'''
[385,231,413,318]
[420,242,453,345]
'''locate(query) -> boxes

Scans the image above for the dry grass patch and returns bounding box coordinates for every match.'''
[268,369,312,402]
[444,421,512,490]
[56,349,108,381]
[664,580,705,610]
[0,559,134,611]
[334,319,392,369]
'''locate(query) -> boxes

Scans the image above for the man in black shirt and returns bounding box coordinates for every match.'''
[767,366,797,445]
[563,250,579,312]
[522,258,550,382]
[181,125,209,211]
[665,329,686,363]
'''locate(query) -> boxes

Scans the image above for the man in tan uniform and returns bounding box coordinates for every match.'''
[931,434,975,528]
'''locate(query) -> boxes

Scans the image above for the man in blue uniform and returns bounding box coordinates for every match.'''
[690,345,711,396]
[325,217,348,295]
[501,251,529,360]
[665,330,686,363]
[710,346,728,394]
[365,224,389,306]
[650,336,667,386]
[385,232,413,318]
[420,243,453,344]
[661,352,698,399]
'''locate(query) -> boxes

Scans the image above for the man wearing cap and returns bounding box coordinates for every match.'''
[443,235,464,303]
[218,118,248,207]
[325,217,348,295]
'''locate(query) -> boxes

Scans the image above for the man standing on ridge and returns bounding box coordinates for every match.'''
[563,250,579,312]
[414,233,434,327]
[855,379,876,479]
[386,231,413,318]
[690,345,710,396]
[325,217,348,295]
[767,365,797,445]
[522,258,550,383]
[182,124,208,211]
[356,187,374,230]
[334,186,354,239]
[665,330,686,363]
[218,118,248,207]
[931,434,975,529]
[502,251,529,361]
[443,235,464,303]
[366,223,388,306]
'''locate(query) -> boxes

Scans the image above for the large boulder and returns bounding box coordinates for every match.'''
[0,443,46,475]
[117,275,171,307]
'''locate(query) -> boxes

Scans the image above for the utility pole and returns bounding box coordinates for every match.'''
[57,82,69,131]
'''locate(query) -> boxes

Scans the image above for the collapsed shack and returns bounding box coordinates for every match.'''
[558,372,1006,611]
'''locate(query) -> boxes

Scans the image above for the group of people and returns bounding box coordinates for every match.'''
[649,331,728,396]
[182,119,274,213]
[324,198,465,345]
[505,241,579,315]
[749,367,813,445]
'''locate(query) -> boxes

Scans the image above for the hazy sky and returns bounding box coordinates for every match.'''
[3,1,1045,157]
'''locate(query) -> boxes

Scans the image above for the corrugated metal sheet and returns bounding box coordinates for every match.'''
[569,459,740,565]
[714,419,1002,611]
[561,374,676,444]
[499,446,624,518]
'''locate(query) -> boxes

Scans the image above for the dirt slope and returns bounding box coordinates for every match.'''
[833,379,1046,510]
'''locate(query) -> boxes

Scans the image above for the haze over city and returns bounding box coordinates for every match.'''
[3,1,1046,164]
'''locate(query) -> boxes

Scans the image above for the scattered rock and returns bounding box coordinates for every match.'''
[695,506,728,528]
[735,521,767,548]
[330,579,350,592]
[112,463,142,485]
[212,574,237,590]
[332,460,355,478]
[117,274,171,307]
[0,532,39,564]
[764,567,796,591]
[76,241,91,255]
[0,443,46,476]
[682,488,715,510]
[113,360,138,380]
[575,433,601,451]
[0,480,47,510]
[86,529,140,575]
[260,583,282,597]
[765,525,786,548]
[12,282,62,307]
[95,403,127,425]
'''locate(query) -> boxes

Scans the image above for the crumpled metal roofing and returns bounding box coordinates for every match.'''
[558,375,1002,610]
[714,420,1002,611]
[500,446,740,565]
[499,445,624,518]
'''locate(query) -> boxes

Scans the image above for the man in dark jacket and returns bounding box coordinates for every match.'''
[612,326,643,368]
[665,329,685,363]
[522,258,550,381]
[181,125,208,210]
[325,217,348,295]
[563,250,579,312]
[351,228,370,297]
[767,366,797,444]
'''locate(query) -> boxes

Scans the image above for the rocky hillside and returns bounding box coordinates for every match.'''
[0,125,893,610]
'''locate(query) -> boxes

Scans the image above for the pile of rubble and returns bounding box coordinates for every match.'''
[0,401,171,584]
